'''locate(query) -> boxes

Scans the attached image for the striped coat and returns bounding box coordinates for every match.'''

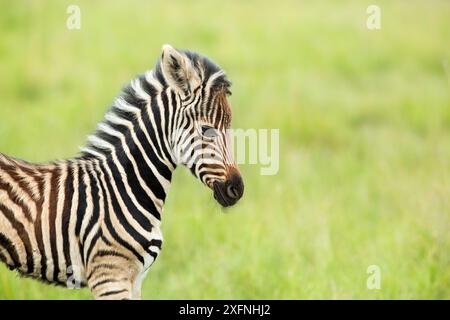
[0,45,244,299]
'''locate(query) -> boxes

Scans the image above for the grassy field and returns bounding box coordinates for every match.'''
[0,0,449,299]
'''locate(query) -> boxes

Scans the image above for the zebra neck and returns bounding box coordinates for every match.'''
[87,119,176,218]
[81,71,181,219]
[93,155,173,220]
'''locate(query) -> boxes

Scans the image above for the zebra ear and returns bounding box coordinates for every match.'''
[161,44,201,97]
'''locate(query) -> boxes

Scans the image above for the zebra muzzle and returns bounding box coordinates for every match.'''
[213,172,244,207]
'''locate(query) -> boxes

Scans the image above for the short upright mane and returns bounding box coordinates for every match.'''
[81,50,231,160]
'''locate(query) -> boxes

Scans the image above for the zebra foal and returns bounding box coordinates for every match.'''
[0,45,244,299]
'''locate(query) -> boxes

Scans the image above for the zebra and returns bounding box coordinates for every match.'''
[0,45,244,299]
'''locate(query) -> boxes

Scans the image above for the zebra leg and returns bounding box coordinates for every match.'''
[131,282,142,300]
[88,273,134,300]
[131,268,150,300]
[87,263,137,300]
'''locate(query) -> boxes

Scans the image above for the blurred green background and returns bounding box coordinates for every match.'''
[0,0,449,299]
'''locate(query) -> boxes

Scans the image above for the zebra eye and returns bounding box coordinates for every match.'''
[201,125,219,138]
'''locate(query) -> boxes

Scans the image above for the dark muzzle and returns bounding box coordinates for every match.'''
[213,172,244,207]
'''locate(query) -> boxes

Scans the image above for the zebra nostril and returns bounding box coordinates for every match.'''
[226,184,239,199]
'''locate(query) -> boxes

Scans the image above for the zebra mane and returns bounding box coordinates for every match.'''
[80,50,231,160]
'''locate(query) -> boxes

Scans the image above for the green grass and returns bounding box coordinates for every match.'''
[0,0,449,299]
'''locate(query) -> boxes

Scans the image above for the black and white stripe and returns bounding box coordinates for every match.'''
[0,45,244,299]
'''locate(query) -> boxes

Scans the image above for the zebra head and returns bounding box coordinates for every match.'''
[159,45,244,207]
